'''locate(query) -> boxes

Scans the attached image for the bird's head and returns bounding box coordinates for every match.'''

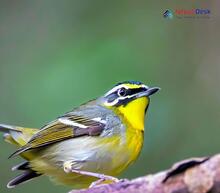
[100,81,160,131]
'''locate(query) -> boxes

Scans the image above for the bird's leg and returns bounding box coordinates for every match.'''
[63,161,119,187]
[69,169,119,182]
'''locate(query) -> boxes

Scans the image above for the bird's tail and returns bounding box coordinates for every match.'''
[0,124,42,188]
[7,164,41,188]
[0,123,38,147]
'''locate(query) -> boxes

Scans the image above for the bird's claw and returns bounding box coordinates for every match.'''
[89,178,128,188]
[63,161,74,173]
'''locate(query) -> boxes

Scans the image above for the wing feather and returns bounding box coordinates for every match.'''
[9,115,105,158]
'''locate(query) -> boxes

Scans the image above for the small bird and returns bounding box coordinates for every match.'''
[0,81,159,189]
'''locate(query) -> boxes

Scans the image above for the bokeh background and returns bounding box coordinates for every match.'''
[0,1,219,193]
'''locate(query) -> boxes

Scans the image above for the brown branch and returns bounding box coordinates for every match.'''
[70,154,220,193]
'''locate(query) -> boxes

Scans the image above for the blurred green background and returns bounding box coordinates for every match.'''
[0,1,219,193]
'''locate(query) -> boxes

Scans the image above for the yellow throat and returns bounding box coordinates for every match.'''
[117,97,149,131]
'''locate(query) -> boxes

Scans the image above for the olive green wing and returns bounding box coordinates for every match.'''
[9,115,105,158]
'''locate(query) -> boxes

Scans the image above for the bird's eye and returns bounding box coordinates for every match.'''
[117,87,127,97]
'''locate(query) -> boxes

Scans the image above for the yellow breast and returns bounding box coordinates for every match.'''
[110,97,147,170]
[116,97,148,131]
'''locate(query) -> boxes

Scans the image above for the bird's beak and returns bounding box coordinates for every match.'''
[136,87,160,98]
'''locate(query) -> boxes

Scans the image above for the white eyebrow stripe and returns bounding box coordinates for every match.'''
[58,118,88,128]
[104,85,149,106]
[104,84,150,106]
[105,84,149,97]
[104,85,130,96]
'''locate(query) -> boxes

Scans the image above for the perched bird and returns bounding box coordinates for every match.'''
[0,81,159,189]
